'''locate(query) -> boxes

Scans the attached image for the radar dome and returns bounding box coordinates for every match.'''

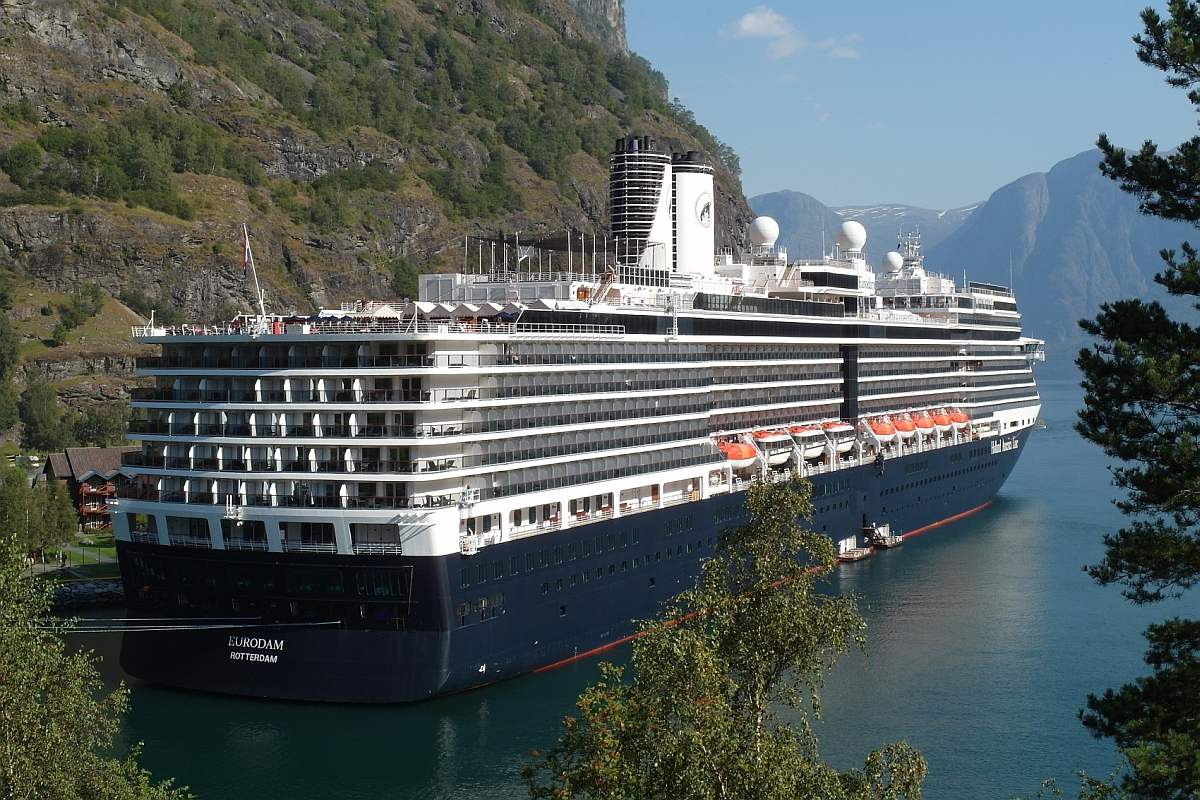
[748,216,780,248]
[835,220,867,253]
[883,251,904,273]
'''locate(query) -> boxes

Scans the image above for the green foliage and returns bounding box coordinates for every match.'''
[0,105,264,219]
[388,255,420,300]
[0,139,44,187]
[524,478,927,800]
[109,0,731,215]
[420,145,522,220]
[0,467,75,553]
[118,288,184,325]
[19,376,75,453]
[0,532,187,797]
[1077,3,1200,797]
[73,402,130,448]
[56,283,106,333]
[0,99,39,128]
[1079,618,1200,799]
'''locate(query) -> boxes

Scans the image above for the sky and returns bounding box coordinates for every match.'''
[624,1,1199,209]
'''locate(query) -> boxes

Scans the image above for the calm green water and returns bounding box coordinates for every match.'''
[78,379,1198,799]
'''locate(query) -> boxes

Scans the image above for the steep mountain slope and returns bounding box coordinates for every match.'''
[0,0,750,319]
[0,0,752,411]
[924,149,1197,375]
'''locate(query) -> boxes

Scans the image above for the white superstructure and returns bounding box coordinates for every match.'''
[113,139,1043,569]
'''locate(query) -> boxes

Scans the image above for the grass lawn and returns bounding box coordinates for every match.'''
[36,563,122,582]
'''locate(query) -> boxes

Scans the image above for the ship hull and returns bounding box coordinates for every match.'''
[116,429,1029,702]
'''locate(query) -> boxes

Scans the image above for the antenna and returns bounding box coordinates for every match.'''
[243,224,267,319]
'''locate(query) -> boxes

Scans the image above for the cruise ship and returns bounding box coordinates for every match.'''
[112,137,1044,702]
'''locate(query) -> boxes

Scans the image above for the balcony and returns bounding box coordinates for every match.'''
[344,496,409,510]
[283,540,337,553]
[168,533,212,548]
[224,537,270,551]
[116,485,160,501]
[352,542,403,555]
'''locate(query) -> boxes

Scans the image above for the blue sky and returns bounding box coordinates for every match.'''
[625,1,1198,209]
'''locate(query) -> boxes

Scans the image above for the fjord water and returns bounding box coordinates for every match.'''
[84,379,1198,799]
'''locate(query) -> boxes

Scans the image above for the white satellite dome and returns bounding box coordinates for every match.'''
[835,220,867,253]
[883,251,904,273]
[748,216,780,248]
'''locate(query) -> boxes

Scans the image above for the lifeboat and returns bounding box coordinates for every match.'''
[867,419,895,444]
[821,420,856,454]
[752,429,794,466]
[931,411,953,433]
[789,425,828,460]
[893,417,917,440]
[913,414,935,436]
[718,441,758,470]
[949,409,970,430]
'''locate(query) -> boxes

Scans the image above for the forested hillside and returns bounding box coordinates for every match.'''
[0,0,750,431]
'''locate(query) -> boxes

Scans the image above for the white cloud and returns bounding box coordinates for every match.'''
[726,7,861,60]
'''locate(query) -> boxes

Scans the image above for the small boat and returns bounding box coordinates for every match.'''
[931,411,953,433]
[949,409,969,429]
[752,429,794,466]
[789,425,827,460]
[867,418,895,444]
[718,441,757,470]
[821,421,856,454]
[893,417,917,440]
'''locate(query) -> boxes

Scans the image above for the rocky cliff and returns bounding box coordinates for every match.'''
[0,0,751,408]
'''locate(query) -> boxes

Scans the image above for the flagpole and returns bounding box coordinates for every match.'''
[243,224,267,319]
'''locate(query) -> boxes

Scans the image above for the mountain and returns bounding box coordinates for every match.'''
[831,203,980,266]
[748,191,978,266]
[0,0,752,407]
[924,148,1197,376]
[746,190,846,260]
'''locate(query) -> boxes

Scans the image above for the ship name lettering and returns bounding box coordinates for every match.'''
[229,651,278,663]
[227,636,284,651]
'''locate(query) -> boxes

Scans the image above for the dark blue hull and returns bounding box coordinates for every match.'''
[116,430,1029,702]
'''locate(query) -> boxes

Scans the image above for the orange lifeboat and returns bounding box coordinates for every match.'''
[949,409,969,429]
[720,442,758,470]
[893,417,917,439]
[913,414,935,436]
[868,419,895,444]
[931,411,953,433]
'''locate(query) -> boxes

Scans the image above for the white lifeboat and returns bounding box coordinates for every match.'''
[751,429,794,466]
[789,425,827,460]
[821,420,856,454]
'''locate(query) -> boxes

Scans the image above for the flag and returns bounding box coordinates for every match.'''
[242,226,251,277]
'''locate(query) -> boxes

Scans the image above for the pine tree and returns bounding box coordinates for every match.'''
[1077,2,1200,796]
